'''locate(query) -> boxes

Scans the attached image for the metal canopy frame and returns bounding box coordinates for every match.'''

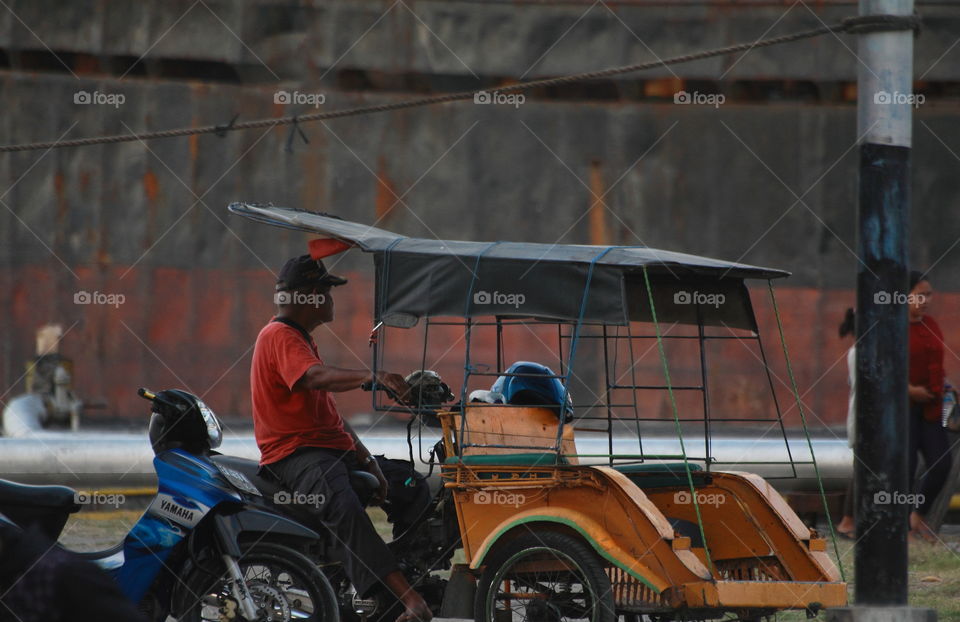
[370,276,809,480]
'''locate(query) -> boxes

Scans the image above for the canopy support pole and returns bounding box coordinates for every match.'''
[854,0,914,608]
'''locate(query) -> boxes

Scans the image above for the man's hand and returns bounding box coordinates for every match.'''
[365,457,389,506]
[375,371,412,404]
[396,596,433,622]
[909,384,935,403]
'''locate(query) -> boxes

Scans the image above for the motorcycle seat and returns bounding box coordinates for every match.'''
[209,455,380,500]
[210,455,282,496]
[0,478,80,511]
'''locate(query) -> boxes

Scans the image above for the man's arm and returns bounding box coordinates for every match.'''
[343,419,389,504]
[294,365,371,392]
[295,365,410,397]
[343,419,372,461]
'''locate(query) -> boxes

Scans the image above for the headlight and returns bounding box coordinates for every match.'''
[197,401,223,449]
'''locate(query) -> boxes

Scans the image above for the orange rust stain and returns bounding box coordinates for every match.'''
[73,54,100,75]
[96,171,110,264]
[53,172,68,249]
[301,145,325,209]
[374,156,400,220]
[195,269,234,347]
[147,267,191,344]
[53,171,66,200]
[143,170,160,202]
[588,160,609,246]
[644,77,684,98]
[842,82,858,102]
[189,132,199,162]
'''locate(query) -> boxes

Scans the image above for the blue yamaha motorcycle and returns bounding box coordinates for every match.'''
[0,388,339,622]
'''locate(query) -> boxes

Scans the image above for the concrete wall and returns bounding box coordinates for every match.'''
[2,1,959,81]
[1,1,959,426]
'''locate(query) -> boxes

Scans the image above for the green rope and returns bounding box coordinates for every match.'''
[768,281,846,581]
[642,267,713,572]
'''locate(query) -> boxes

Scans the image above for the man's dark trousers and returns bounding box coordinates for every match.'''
[260,446,428,596]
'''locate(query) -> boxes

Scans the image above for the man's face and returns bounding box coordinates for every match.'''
[312,285,335,324]
[278,283,336,325]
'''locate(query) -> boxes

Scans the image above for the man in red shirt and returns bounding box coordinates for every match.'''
[251,255,431,622]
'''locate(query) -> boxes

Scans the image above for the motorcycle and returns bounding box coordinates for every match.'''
[0,388,339,622]
[209,378,462,622]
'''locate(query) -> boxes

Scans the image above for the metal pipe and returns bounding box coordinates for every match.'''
[2,394,48,437]
[0,432,853,492]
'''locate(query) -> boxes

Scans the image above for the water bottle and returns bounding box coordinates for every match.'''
[942,381,956,428]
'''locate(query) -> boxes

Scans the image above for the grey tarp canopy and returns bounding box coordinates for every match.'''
[229,203,789,331]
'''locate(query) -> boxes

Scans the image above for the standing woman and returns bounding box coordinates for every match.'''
[907,271,952,542]
[836,308,857,539]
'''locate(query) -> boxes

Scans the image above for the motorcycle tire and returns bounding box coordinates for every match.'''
[177,541,339,622]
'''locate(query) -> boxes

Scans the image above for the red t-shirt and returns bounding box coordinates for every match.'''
[909,316,945,423]
[251,320,355,465]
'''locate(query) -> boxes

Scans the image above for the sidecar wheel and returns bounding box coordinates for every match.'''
[474,531,616,622]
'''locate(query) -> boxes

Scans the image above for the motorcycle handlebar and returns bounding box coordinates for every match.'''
[137,388,178,410]
[360,381,401,402]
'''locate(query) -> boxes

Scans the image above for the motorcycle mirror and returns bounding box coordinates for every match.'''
[368,321,383,348]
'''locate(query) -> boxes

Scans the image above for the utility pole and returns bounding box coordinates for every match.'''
[835,0,935,620]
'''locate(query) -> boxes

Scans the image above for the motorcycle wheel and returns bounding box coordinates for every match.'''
[178,541,339,622]
[474,531,616,622]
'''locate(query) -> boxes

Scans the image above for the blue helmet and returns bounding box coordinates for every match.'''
[491,361,573,421]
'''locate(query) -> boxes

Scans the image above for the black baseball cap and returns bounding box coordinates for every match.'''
[276,255,347,291]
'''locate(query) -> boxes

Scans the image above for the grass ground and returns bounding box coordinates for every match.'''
[772,533,960,621]
[60,509,960,620]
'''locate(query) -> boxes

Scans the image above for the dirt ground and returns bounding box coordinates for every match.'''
[58,506,395,552]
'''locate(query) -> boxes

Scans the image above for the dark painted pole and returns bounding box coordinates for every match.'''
[854,0,914,606]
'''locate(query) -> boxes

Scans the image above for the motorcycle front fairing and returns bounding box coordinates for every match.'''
[115,448,242,603]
